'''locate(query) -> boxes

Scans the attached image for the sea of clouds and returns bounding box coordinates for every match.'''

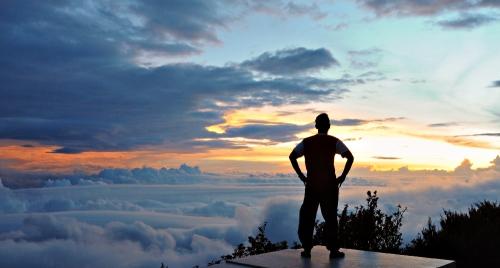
[0,156,499,268]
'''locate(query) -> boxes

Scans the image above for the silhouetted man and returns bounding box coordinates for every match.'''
[289,113,354,259]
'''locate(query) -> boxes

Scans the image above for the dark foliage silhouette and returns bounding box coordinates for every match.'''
[405,201,500,267]
[207,222,288,265]
[202,193,500,267]
[314,190,406,253]
[224,222,288,259]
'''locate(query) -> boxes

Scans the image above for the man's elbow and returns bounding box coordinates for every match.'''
[345,151,354,162]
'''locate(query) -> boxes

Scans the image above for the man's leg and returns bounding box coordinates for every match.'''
[319,186,340,252]
[298,186,319,255]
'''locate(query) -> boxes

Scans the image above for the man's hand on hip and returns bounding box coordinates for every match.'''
[337,174,346,187]
[299,173,307,185]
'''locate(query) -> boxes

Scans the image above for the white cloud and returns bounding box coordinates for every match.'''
[187,200,239,218]
[0,214,233,268]
[0,156,499,267]
[260,197,301,244]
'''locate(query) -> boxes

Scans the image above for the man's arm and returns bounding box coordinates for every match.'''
[337,150,354,186]
[289,150,306,184]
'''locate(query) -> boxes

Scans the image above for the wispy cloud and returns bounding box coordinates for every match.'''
[356,0,500,17]
[332,117,405,126]
[372,156,401,160]
[405,132,498,150]
[457,132,500,137]
[444,136,496,149]
[427,122,459,127]
[356,0,500,29]
[436,13,498,29]
[285,2,327,20]
[347,48,383,69]
[490,80,500,87]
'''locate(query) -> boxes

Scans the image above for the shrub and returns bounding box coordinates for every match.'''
[208,222,288,265]
[314,190,406,253]
[405,201,500,267]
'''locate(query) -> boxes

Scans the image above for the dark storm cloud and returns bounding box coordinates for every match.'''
[241,47,340,75]
[0,62,343,152]
[223,123,311,143]
[436,13,498,29]
[356,0,500,17]
[0,1,346,153]
[128,0,230,44]
[0,1,213,65]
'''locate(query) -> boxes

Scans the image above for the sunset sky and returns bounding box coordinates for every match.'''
[1,0,499,178]
[2,2,500,267]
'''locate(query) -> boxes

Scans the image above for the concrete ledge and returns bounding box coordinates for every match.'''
[211,246,455,268]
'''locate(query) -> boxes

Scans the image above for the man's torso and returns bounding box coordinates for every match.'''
[303,134,338,189]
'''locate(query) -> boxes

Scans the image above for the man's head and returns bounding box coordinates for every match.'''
[315,113,330,133]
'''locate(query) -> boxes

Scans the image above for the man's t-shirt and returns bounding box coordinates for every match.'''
[293,134,349,190]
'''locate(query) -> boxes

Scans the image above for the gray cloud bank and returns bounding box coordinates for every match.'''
[0,1,345,154]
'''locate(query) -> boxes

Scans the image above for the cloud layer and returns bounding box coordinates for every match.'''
[0,155,499,267]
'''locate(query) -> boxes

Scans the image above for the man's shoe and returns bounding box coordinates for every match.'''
[300,250,311,258]
[329,250,345,259]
